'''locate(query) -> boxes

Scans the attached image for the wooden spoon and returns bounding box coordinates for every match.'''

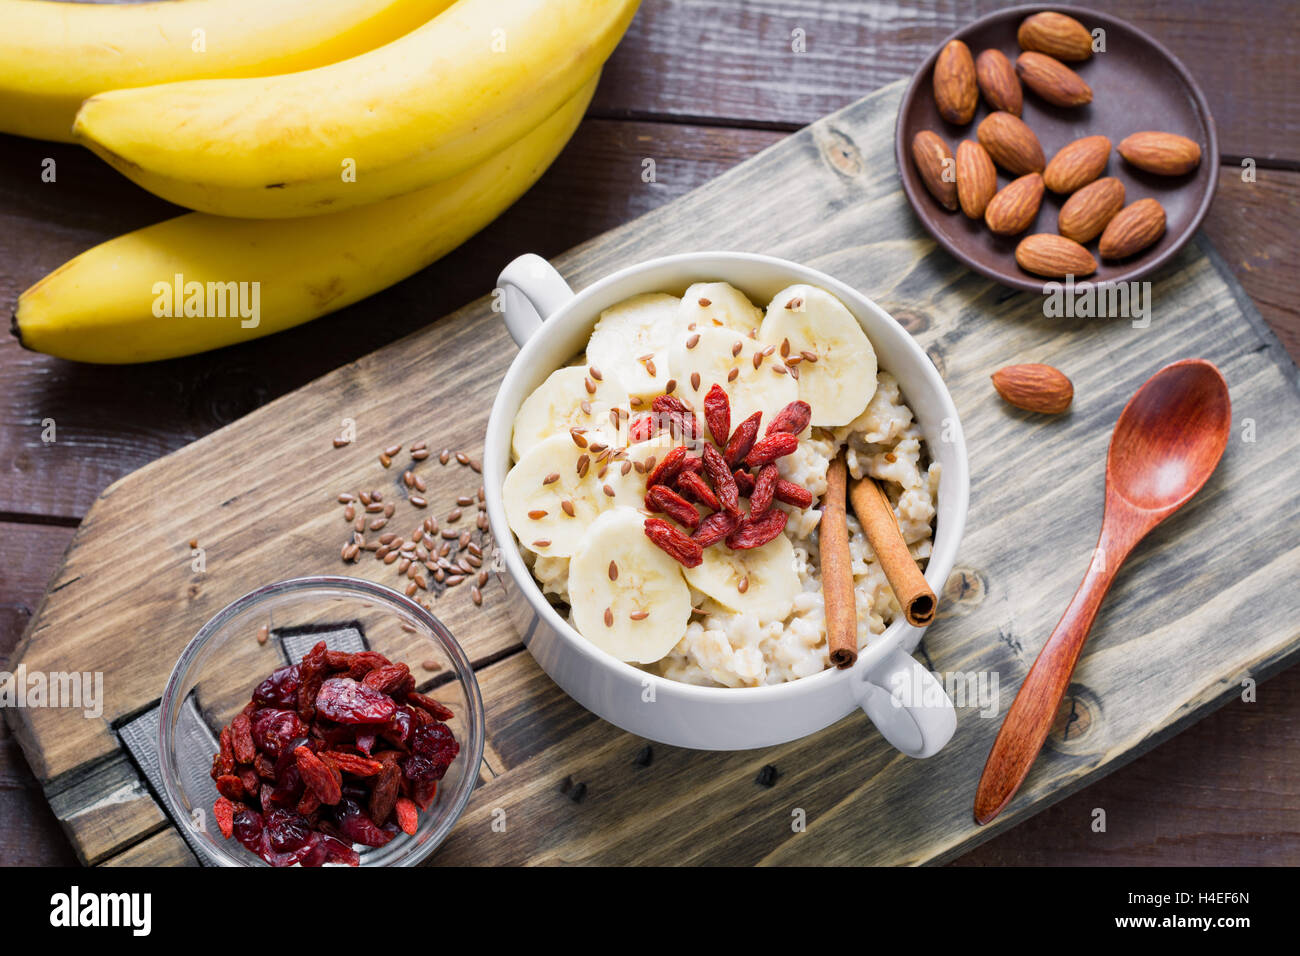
[974,359,1231,826]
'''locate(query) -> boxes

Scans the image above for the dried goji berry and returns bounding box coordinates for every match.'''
[691,510,740,547]
[322,751,384,777]
[701,444,740,516]
[732,468,756,497]
[361,663,411,696]
[395,797,419,835]
[238,767,260,797]
[213,796,236,839]
[295,745,342,805]
[297,788,322,816]
[645,484,702,531]
[230,712,256,765]
[722,411,762,467]
[702,383,731,446]
[744,432,799,467]
[646,445,688,487]
[644,517,704,568]
[314,677,397,725]
[766,399,812,436]
[726,508,788,549]
[750,463,779,515]
[677,469,720,510]
[215,773,246,801]
[774,479,814,509]
[407,691,455,722]
[324,649,354,671]
[344,650,392,680]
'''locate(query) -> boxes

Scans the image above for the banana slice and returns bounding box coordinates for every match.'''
[759,284,877,426]
[682,532,801,620]
[677,281,762,335]
[586,292,679,400]
[569,507,692,663]
[668,326,798,431]
[503,431,618,557]
[512,365,629,460]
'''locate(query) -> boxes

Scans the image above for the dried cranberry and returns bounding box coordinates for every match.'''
[250,708,307,758]
[314,677,397,725]
[257,828,315,867]
[402,722,459,785]
[265,808,313,852]
[331,799,394,847]
[379,705,416,749]
[252,664,301,708]
[231,807,263,852]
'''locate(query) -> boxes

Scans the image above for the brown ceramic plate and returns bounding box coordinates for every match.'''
[895,4,1218,292]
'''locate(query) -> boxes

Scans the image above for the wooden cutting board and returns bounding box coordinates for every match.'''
[7,79,1300,866]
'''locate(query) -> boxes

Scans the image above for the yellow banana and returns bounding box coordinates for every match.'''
[0,0,456,142]
[13,75,596,365]
[72,0,638,218]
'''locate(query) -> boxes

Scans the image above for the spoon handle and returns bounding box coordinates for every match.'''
[973,543,1124,825]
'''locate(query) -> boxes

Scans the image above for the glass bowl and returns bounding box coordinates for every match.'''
[158,576,484,866]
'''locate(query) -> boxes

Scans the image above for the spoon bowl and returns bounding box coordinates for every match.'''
[975,359,1231,825]
[1107,360,1232,514]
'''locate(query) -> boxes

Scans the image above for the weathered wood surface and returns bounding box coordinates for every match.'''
[6,78,1299,865]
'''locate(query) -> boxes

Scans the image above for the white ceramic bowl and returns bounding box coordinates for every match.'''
[485,252,969,756]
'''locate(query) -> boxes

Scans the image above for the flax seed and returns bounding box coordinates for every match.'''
[416,572,428,590]
[383,503,395,517]
[337,493,355,504]
[528,509,547,520]
[477,513,489,530]
[414,475,427,493]
[801,349,818,362]
[385,551,399,565]
[403,470,414,488]
[360,491,372,505]
[633,460,645,474]
[409,495,427,508]
[466,555,482,568]
[405,582,418,597]
[411,448,430,460]
[531,539,550,549]
[364,502,382,513]
[772,364,788,375]
[738,575,749,594]
[570,428,588,448]
[589,366,603,381]
[439,449,451,464]
[439,542,452,556]
[459,531,472,548]
[576,456,590,478]
[884,452,897,463]
[645,359,657,377]
[780,337,790,357]
[630,395,643,407]
[602,484,615,497]
[456,452,469,466]
[727,368,739,382]
[341,542,356,561]
[421,659,441,672]
[786,296,804,310]
[447,508,462,522]
[446,574,465,587]
[588,441,607,454]
[732,340,743,357]
[434,568,446,583]
[354,517,366,533]
[333,438,350,448]
[752,351,763,369]
[344,504,355,521]
[789,364,800,380]
[686,333,700,349]
[603,607,614,627]
[456,495,474,507]
[543,472,560,485]
[379,453,392,468]
[471,586,483,606]
[469,458,481,473]
[690,372,701,391]
[608,560,619,581]
[257,624,270,644]
[630,610,649,621]
[397,557,411,574]
[665,379,677,394]
[478,570,489,587]
[370,517,387,531]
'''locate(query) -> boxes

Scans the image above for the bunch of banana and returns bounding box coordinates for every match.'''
[502,282,879,663]
[9,0,640,363]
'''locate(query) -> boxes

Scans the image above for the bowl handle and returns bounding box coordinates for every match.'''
[497,254,576,347]
[851,645,956,758]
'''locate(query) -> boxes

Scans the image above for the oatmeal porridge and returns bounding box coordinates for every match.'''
[501,280,939,687]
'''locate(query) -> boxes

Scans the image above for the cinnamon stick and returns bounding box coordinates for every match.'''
[848,476,936,627]
[821,453,858,668]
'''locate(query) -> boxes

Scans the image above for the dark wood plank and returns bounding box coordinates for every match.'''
[0,120,783,521]
[593,0,1300,162]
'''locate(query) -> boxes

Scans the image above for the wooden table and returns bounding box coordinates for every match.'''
[1,0,1296,866]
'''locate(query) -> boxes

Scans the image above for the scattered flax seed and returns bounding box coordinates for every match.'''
[333,438,350,448]
[384,552,399,565]
[560,499,576,517]
[189,537,199,549]
[423,517,437,534]
[630,396,644,407]
[737,575,750,594]
[471,587,483,606]
[478,486,485,502]
[689,372,701,392]
[447,508,462,522]
[570,428,588,448]
[467,555,482,569]
[727,368,740,382]
[588,441,607,454]
[753,351,764,369]
[446,574,465,587]
[352,532,365,546]
[686,333,700,350]
[410,441,427,452]
[354,517,366,533]
[337,493,355,504]
[414,475,427,493]
[643,455,657,474]
[602,484,615,497]
[398,557,412,574]
[365,502,383,513]
[597,465,608,479]
[645,359,657,377]
[608,560,619,581]
[542,472,560,485]
[688,322,697,331]
[384,444,402,457]
[341,542,356,561]
[434,568,446,583]
[629,610,649,621]
[698,297,711,307]
[257,625,270,645]
[664,379,677,394]
[360,491,372,505]
[383,503,395,518]
[410,495,427,508]
[637,353,654,362]
[476,513,489,530]
[458,531,472,548]
[532,539,551,549]
[421,659,442,672]
[456,495,473,507]
[402,470,414,488]
[780,338,790,357]
[580,400,593,415]
[456,452,470,466]
[772,364,788,375]
[785,296,804,311]
[477,570,489,587]
[789,365,800,380]
[603,607,614,627]
[405,582,418,597]
[731,340,743,357]
[748,328,758,339]
[576,455,590,478]
[379,532,397,545]
[441,529,458,540]
[344,504,355,521]
[439,449,451,465]
[411,448,430,460]
[528,509,548,520]
[469,458,482,473]
[370,517,388,531]
[589,366,603,381]
[379,453,392,468]
[801,349,818,363]
[620,461,632,476]
[584,377,596,395]
[416,573,428,590]
[761,344,776,357]
[439,541,452,556]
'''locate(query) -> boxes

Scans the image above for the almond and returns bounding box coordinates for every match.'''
[933,39,978,125]
[1058,176,1125,243]
[1015,51,1092,107]
[1043,135,1110,193]
[984,172,1044,236]
[1017,12,1093,62]
[975,49,1022,116]
[1099,198,1166,259]
[1118,131,1202,176]
[1014,233,1097,279]
[977,111,1045,176]
[992,363,1074,414]
[911,130,957,211]
[956,140,997,219]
